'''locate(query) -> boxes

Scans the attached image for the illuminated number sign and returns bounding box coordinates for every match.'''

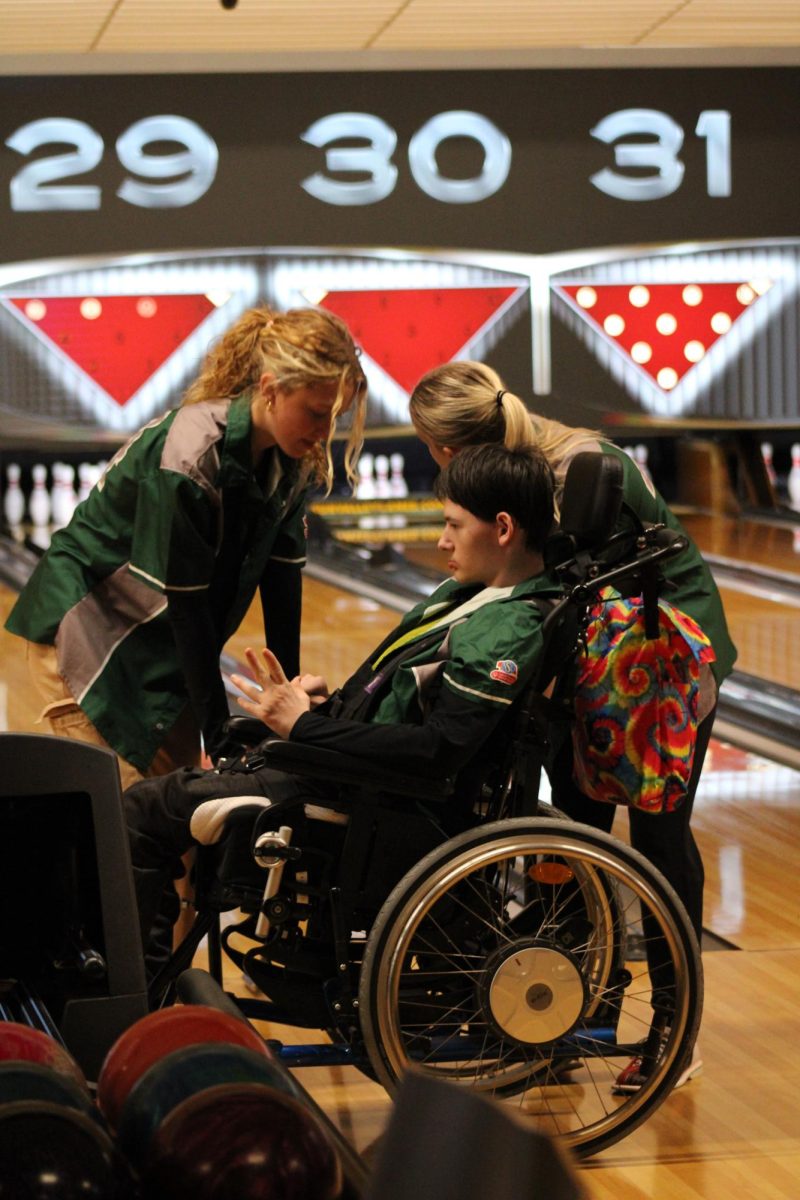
[590,109,732,200]
[300,110,512,205]
[5,106,733,212]
[6,116,218,211]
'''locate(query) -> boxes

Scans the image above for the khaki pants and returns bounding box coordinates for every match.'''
[25,641,201,943]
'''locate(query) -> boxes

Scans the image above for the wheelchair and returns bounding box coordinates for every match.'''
[148,451,704,1160]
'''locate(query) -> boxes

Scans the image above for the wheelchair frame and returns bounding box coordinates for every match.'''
[147,451,704,1159]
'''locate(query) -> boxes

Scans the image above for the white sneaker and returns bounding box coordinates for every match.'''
[674,1043,703,1088]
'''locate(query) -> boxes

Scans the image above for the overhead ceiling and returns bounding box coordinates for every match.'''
[2,0,800,71]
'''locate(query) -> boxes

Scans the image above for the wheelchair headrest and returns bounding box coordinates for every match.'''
[544,452,624,573]
[559,451,624,549]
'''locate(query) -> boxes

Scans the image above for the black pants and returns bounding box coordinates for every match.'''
[125,762,327,977]
[549,707,715,1009]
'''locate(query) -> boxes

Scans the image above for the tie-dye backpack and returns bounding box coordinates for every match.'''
[571,588,716,813]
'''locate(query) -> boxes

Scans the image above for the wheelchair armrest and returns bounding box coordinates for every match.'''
[247,738,455,803]
[225,715,274,745]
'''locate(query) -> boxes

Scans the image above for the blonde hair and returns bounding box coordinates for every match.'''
[183,305,367,493]
[409,360,603,479]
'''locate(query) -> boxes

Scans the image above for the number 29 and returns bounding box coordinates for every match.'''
[6,115,218,211]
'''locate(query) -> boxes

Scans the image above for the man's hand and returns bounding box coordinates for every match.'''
[292,673,329,709]
[231,647,311,738]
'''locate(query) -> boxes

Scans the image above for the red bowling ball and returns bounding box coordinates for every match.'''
[0,1022,87,1090]
[143,1082,343,1200]
[97,1002,274,1128]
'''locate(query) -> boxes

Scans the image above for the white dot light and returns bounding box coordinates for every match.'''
[576,286,597,309]
[657,367,679,390]
[24,300,46,321]
[629,285,650,308]
[656,313,678,336]
[682,285,703,307]
[710,311,732,334]
[604,314,625,337]
[684,340,705,363]
[737,283,756,305]
[749,278,772,296]
[206,290,232,308]
[631,341,653,364]
[137,297,158,318]
[80,298,102,320]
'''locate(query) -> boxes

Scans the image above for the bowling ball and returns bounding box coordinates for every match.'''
[118,1040,297,1167]
[0,1061,97,1119]
[143,1082,343,1200]
[0,1022,87,1089]
[0,1100,136,1198]
[98,1002,273,1128]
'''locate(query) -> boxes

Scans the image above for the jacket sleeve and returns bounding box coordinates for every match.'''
[166,590,231,761]
[288,683,511,777]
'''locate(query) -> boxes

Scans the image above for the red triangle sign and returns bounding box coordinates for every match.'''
[319,287,519,393]
[8,294,217,406]
[556,281,769,391]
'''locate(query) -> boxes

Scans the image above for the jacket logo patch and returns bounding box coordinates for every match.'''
[490,659,519,685]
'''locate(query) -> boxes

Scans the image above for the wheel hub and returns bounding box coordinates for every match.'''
[483,940,587,1045]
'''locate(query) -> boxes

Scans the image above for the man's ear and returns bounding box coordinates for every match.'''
[439,445,457,462]
[495,511,516,544]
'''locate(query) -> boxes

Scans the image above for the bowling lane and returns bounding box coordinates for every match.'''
[679,510,800,576]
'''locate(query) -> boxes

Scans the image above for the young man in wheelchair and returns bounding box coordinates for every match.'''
[125,443,563,980]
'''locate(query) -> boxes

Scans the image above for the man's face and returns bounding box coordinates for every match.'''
[438,500,502,586]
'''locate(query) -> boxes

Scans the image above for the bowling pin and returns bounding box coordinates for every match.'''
[3,463,25,529]
[29,463,51,530]
[760,441,777,486]
[356,453,375,500]
[788,443,800,511]
[374,454,391,499]
[390,452,409,498]
[77,463,94,503]
[51,463,76,529]
[634,444,653,483]
[62,463,78,520]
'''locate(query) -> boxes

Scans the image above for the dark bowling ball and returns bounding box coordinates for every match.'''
[0,1060,98,1120]
[117,1040,297,1168]
[143,1082,343,1200]
[97,1002,273,1129]
[0,1100,136,1198]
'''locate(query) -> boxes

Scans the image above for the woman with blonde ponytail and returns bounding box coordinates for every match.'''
[7,305,367,788]
[410,359,736,1092]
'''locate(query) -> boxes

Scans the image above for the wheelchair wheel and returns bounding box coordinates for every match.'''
[358,817,702,1158]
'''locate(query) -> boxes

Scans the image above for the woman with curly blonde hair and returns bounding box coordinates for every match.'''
[8,305,367,786]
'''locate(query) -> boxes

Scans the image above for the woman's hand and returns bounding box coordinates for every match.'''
[231,647,311,738]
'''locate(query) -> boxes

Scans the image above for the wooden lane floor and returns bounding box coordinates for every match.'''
[678,511,800,577]
[3,567,800,1193]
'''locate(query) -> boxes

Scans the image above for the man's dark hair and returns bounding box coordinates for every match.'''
[435,444,555,552]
